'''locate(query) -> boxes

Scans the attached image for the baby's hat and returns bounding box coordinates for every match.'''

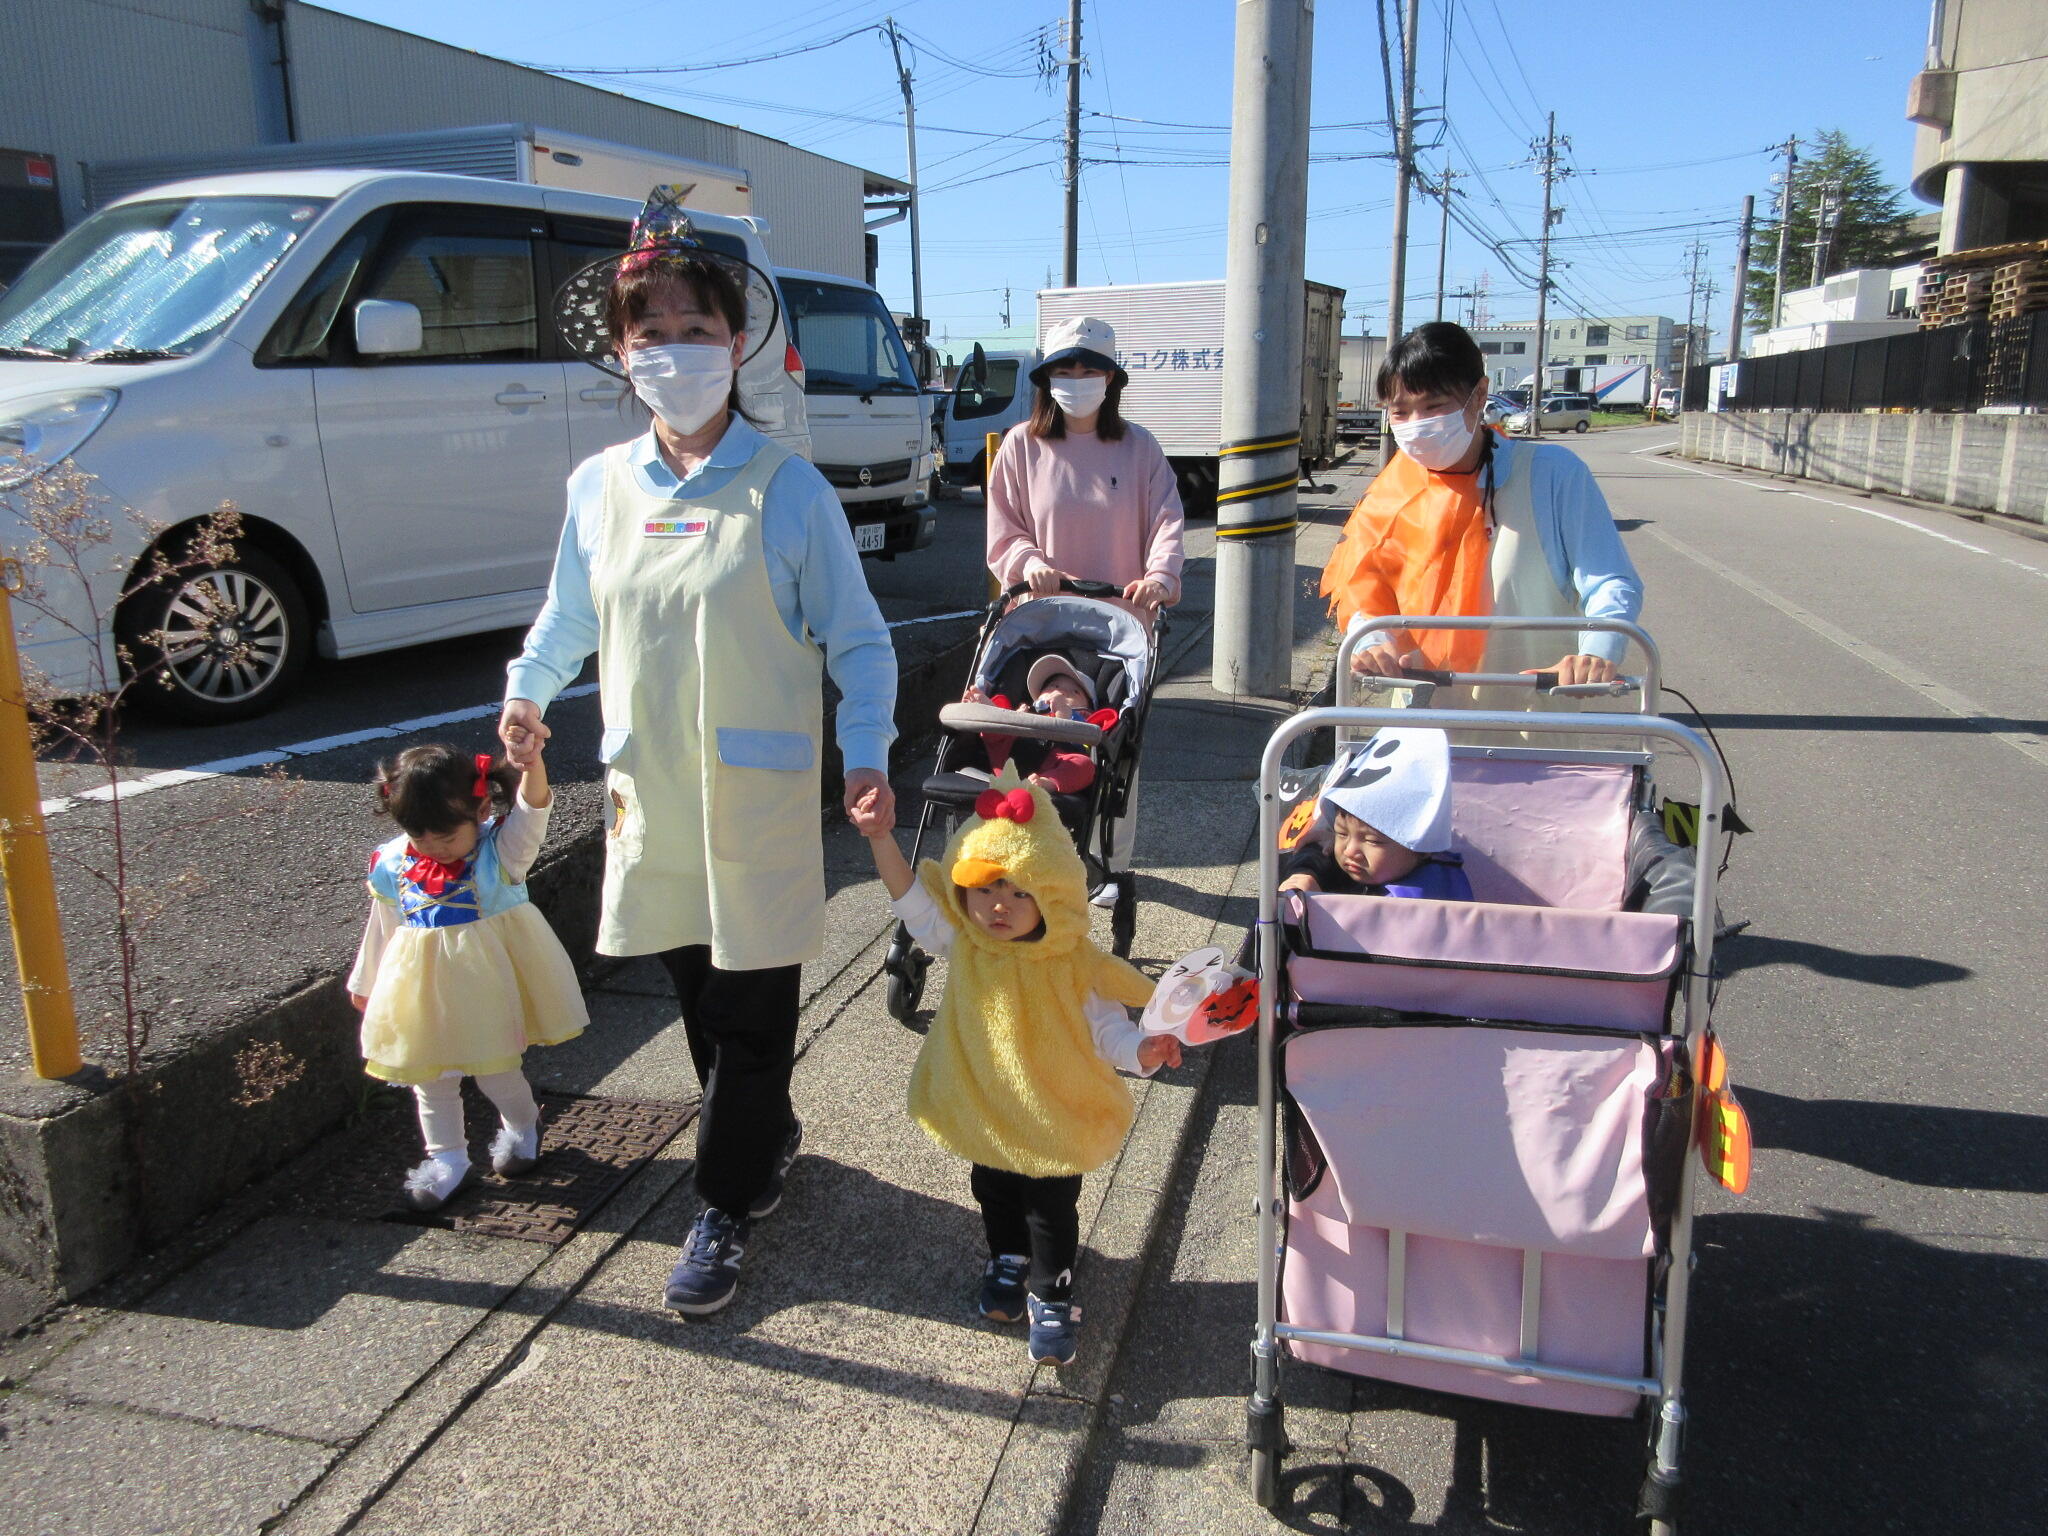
[1026,653,1095,706]
[1318,727,1455,853]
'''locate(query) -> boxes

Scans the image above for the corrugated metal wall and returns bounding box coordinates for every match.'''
[284,4,865,276]
[0,0,269,224]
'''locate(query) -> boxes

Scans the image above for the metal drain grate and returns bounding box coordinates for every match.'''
[289,1086,696,1245]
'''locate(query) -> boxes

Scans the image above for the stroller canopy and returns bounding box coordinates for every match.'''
[972,596,1153,709]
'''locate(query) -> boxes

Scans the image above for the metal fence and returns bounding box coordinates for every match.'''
[1684,310,2048,414]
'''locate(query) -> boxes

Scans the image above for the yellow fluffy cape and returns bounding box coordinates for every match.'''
[908,782,1155,1177]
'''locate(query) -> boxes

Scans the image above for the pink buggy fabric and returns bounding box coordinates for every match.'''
[1443,758,1637,910]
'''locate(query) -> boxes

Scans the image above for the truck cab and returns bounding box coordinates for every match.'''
[941,346,1034,489]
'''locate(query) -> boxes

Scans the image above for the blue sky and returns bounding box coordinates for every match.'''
[318,0,1934,360]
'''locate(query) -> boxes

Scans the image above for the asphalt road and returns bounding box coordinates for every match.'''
[1073,422,2048,1534]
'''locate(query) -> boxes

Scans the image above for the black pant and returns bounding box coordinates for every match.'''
[970,1163,1081,1301]
[657,945,801,1218]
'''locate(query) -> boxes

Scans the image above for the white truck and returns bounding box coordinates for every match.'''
[1336,332,1386,439]
[1037,281,1344,517]
[1523,361,1651,410]
[84,123,754,218]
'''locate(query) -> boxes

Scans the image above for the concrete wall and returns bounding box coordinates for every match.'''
[1680,410,2048,524]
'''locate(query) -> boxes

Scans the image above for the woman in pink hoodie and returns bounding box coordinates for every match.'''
[985,316,1186,623]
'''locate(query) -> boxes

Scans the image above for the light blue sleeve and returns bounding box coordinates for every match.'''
[505,457,604,710]
[761,458,899,775]
[1530,448,1644,665]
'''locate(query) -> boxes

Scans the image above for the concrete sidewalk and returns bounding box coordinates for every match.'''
[0,483,1363,1536]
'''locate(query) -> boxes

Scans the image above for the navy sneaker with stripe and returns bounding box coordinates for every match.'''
[977,1254,1029,1323]
[1026,1290,1080,1366]
[663,1207,749,1316]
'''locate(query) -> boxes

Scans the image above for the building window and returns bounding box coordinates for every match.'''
[1626,324,1649,340]
[1586,325,1610,345]
[1505,341,1526,354]
[1584,353,1607,365]
[1480,341,1501,354]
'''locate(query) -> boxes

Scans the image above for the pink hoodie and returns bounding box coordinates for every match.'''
[985,421,1186,607]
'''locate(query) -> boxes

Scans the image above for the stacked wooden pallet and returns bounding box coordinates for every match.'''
[1989,257,2048,321]
[1918,268,1991,328]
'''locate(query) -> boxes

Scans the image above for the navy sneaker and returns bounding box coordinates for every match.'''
[1026,1290,1081,1366]
[977,1254,1029,1323]
[748,1117,804,1220]
[663,1207,749,1316]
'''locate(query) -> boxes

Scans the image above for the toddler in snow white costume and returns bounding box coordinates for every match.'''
[856,768,1178,1366]
[348,742,589,1210]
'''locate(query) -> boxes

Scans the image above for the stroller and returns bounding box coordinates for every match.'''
[882,580,1164,1021]
[1246,615,1736,1536]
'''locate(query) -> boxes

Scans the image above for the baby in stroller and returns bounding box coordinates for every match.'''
[1278,727,1474,902]
[963,654,1120,796]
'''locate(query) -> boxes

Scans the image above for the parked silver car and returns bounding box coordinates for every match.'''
[1505,393,1593,434]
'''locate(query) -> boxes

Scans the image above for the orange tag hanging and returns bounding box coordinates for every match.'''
[1278,796,1319,852]
[1694,1035,1752,1193]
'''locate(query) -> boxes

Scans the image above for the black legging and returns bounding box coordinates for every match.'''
[970,1163,1082,1300]
[657,945,800,1217]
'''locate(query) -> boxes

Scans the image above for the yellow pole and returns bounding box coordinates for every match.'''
[985,431,1004,603]
[0,561,81,1079]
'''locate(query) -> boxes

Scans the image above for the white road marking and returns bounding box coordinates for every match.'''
[1644,524,2048,772]
[38,610,978,820]
[1629,439,1679,454]
[1645,453,2048,584]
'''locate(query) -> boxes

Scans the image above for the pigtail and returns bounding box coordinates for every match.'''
[482,756,521,815]
[371,756,401,819]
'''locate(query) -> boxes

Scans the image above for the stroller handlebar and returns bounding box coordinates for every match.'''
[1001,578,1122,601]
[1356,670,1643,700]
[1338,615,1661,715]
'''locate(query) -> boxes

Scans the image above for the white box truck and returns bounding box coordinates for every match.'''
[1336,332,1386,438]
[85,123,753,217]
[1035,280,1345,517]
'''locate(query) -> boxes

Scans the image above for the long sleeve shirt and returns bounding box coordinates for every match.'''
[1341,436,1643,664]
[890,880,1158,1078]
[985,421,1186,606]
[347,793,551,998]
[505,419,899,774]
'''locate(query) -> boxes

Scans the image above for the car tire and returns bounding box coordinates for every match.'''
[119,546,311,723]
[1575,418,1590,433]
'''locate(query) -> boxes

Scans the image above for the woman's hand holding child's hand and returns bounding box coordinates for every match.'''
[848,781,895,839]
[499,699,550,768]
[1137,1034,1182,1073]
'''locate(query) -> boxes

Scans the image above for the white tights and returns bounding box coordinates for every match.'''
[413,1071,539,1159]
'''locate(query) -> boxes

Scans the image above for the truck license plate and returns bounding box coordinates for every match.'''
[853,522,887,553]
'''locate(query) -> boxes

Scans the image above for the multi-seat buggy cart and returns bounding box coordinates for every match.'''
[1246,615,1737,1535]
[882,580,1163,1020]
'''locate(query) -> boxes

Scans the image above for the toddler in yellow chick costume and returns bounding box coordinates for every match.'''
[854,769,1177,1365]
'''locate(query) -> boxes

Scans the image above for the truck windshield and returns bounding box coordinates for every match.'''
[0,196,327,362]
[778,276,917,395]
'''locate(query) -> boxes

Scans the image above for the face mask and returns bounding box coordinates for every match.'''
[1391,396,1479,471]
[1048,376,1109,418]
[626,343,734,434]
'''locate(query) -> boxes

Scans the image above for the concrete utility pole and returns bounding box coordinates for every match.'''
[1213,0,1313,699]
[1433,164,1459,323]
[1678,240,1704,399]
[1809,178,1843,286]
[1727,194,1753,362]
[1769,135,1798,329]
[885,18,924,366]
[1062,0,1083,287]
[1528,113,1567,437]
[1378,0,1421,462]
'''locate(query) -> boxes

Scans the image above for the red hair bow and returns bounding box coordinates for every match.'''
[473,753,493,800]
[974,786,1036,824]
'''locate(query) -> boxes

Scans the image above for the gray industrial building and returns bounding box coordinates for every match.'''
[0,0,906,281]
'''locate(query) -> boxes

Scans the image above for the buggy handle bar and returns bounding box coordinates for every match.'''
[1354,670,1642,701]
[1000,578,1122,601]
[1337,616,1660,714]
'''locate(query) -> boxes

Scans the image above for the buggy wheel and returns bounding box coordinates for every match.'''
[1111,875,1137,958]
[1250,1446,1281,1510]
[886,967,924,1022]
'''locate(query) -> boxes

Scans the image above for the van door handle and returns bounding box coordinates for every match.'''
[494,388,551,406]
[579,384,626,402]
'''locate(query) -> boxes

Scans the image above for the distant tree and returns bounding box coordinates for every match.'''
[1744,130,1913,331]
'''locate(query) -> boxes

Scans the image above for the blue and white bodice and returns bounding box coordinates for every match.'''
[367,820,532,929]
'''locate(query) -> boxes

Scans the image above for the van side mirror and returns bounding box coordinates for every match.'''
[354,299,422,357]
[964,342,988,394]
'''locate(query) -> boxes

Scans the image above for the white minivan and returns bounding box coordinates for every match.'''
[773,268,934,559]
[0,170,807,720]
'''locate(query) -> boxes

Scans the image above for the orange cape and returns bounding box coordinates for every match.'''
[1319,439,1497,671]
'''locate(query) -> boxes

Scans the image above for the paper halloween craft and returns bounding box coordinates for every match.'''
[1139,947,1259,1046]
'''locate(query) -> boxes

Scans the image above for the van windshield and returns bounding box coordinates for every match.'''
[778,276,917,396]
[0,196,327,362]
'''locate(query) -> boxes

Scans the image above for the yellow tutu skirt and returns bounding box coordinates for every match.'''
[361,903,588,1084]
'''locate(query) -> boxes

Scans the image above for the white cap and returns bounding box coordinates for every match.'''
[1318,727,1455,853]
[1032,316,1125,385]
[1026,653,1095,705]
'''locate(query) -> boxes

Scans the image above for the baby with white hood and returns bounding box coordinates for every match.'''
[1279,727,1474,902]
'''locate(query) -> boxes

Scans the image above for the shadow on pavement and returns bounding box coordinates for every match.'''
[1740,1087,2048,1193]
[1716,930,1971,989]
[1671,710,2048,737]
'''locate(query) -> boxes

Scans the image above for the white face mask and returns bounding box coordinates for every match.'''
[1048,375,1109,419]
[626,343,735,434]
[1391,396,1480,471]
